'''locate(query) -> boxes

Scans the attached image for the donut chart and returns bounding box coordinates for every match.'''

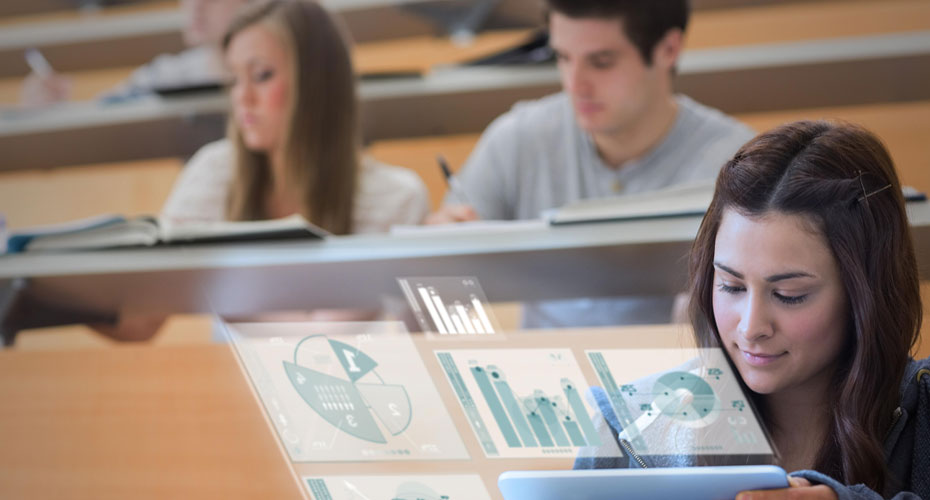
[284,335,412,444]
[653,371,720,428]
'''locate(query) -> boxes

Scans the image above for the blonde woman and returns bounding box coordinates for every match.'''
[97,0,426,341]
[162,0,428,233]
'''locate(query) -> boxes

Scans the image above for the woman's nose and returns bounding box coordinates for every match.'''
[737,292,774,342]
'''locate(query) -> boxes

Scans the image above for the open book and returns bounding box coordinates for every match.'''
[546,181,716,226]
[6,214,328,253]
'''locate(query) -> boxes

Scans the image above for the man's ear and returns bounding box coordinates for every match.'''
[652,28,684,71]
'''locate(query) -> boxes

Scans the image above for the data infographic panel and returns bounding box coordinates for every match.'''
[436,348,601,458]
[304,474,492,500]
[397,277,501,337]
[586,348,774,458]
[226,321,468,462]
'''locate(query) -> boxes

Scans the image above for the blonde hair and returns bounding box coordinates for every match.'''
[222,0,358,234]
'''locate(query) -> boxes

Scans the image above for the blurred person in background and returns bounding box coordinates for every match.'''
[427,0,755,329]
[100,0,428,341]
[21,0,251,106]
[161,0,428,233]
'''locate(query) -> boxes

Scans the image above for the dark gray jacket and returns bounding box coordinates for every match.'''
[575,358,930,499]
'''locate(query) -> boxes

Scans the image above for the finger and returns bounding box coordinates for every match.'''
[788,476,812,488]
[424,211,455,225]
[427,205,478,223]
[453,205,479,221]
[736,485,837,500]
[736,488,794,500]
[737,490,772,500]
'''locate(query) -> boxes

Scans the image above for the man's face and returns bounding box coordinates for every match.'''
[549,12,670,136]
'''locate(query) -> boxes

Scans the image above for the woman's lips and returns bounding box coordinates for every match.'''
[238,113,259,127]
[576,101,603,115]
[741,350,786,366]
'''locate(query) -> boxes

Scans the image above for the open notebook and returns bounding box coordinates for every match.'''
[5,213,328,253]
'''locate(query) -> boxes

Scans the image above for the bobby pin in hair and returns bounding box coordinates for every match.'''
[856,170,893,204]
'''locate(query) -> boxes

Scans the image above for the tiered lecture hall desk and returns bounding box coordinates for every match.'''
[0,202,928,497]
[2,0,928,170]
[1,202,928,345]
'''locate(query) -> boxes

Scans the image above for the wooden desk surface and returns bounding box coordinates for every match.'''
[0,324,697,499]
[0,342,305,500]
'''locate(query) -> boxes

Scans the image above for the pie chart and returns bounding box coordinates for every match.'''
[283,335,413,444]
[652,371,720,428]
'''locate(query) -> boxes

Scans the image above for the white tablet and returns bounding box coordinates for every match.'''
[498,465,789,500]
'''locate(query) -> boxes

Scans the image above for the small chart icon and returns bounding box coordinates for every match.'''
[397,276,501,337]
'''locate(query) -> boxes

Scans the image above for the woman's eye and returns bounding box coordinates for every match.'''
[774,292,807,305]
[717,283,744,294]
[253,69,274,82]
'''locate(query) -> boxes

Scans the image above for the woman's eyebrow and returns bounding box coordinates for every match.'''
[714,263,815,282]
[713,262,742,279]
[765,271,815,283]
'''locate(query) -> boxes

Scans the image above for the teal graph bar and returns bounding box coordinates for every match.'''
[563,418,587,446]
[588,352,648,451]
[305,479,333,500]
[437,353,499,456]
[493,378,538,447]
[562,378,601,446]
[526,408,555,447]
[471,365,522,447]
[535,393,571,447]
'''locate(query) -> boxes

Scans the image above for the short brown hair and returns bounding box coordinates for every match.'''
[545,0,689,64]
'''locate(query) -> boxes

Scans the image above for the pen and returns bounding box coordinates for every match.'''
[24,48,54,79]
[437,154,470,205]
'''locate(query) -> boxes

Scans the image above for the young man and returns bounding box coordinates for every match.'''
[429,0,755,327]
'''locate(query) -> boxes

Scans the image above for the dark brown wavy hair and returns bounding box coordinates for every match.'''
[222,0,358,234]
[688,121,922,491]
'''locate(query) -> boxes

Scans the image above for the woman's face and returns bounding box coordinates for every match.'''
[226,24,291,153]
[712,209,848,398]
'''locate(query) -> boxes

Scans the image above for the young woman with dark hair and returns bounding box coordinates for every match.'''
[578,121,928,499]
[689,120,927,499]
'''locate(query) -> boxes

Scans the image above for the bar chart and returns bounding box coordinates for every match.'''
[397,277,500,336]
[436,348,601,458]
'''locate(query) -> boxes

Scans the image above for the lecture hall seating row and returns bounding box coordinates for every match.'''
[0,0,927,352]
[3,0,927,104]
[2,1,928,170]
